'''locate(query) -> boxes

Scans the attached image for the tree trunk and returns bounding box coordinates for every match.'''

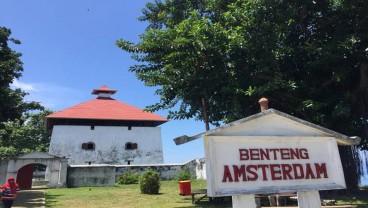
[202,97,210,131]
[339,146,361,192]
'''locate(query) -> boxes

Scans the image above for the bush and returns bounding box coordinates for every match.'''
[117,170,139,184]
[175,168,195,181]
[139,169,160,194]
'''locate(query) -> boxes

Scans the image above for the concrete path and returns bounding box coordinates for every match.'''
[12,189,45,208]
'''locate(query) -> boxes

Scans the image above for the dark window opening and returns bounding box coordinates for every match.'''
[91,126,95,130]
[126,142,133,150]
[132,143,138,149]
[125,142,138,150]
[87,143,94,150]
[128,126,132,130]
[82,143,88,149]
[82,142,95,151]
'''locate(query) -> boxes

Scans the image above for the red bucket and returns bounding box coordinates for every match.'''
[178,180,191,196]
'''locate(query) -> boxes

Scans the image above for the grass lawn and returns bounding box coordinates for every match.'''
[45,180,368,208]
[332,186,368,208]
[45,180,232,208]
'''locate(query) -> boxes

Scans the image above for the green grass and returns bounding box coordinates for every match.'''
[333,186,368,208]
[45,181,368,208]
[45,180,232,208]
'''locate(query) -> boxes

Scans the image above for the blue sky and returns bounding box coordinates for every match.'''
[1,0,206,164]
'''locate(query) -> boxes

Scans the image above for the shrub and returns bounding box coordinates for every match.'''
[139,169,160,194]
[175,168,195,181]
[117,170,139,184]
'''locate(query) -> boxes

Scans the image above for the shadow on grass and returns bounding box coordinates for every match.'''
[321,188,368,208]
[173,195,233,208]
[141,193,164,195]
[13,190,47,208]
[44,192,63,207]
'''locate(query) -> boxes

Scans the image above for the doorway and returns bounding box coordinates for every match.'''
[16,163,47,189]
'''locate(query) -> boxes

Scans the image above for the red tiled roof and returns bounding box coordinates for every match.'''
[46,97,167,122]
[92,85,117,95]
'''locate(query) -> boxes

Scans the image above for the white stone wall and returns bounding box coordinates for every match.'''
[49,125,164,165]
[68,165,116,187]
[67,158,207,187]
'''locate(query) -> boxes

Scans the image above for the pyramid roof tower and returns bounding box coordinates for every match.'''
[46,85,167,131]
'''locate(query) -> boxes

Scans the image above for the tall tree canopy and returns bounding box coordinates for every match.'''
[0,27,46,158]
[117,0,368,189]
[0,27,43,122]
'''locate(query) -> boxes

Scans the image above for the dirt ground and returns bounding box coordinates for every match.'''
[11,189,45,208]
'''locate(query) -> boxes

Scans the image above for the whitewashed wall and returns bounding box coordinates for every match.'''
[49,125,164,165]
[68,165,116,187]
[115,158,206,180]
[67,158,206,187]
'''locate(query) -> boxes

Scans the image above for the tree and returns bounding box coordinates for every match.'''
[117,0,368,189]
[0,26,45,158]
[0,27,43,122]
[0,110,52,159]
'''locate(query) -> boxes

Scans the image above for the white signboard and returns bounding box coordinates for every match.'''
[204,136,346,197]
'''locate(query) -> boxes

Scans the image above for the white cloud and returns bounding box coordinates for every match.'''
[11,80,84,111]
[11,79,38,92]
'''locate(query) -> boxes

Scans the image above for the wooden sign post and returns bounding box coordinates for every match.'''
[201,109,360,208]
[175,108,360,208]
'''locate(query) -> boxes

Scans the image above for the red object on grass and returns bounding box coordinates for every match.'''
[178,180,191,196]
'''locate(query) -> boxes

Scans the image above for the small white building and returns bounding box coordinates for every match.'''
[46,85,167,165]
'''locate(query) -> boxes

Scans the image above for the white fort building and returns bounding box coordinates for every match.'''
[46,85,167,165]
